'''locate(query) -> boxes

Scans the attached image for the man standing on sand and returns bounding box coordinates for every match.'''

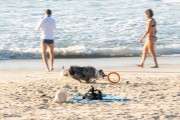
[36,9,56,72]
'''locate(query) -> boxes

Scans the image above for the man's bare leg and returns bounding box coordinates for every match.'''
[41,42,50,71]
[48,43,54,71]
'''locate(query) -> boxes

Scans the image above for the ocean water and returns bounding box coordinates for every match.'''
[0,0,180,59]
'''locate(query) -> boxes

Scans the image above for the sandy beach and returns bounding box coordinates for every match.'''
[0,57,180,120]
[1,0,180,119]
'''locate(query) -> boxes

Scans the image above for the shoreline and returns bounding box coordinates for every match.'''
[1,56,180,71]
[1,56,180,82]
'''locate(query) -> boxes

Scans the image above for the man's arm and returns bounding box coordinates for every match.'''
[36,19,43,31]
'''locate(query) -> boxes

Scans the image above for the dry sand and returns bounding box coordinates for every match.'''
[0,65,180,120]
[0,57,180,120]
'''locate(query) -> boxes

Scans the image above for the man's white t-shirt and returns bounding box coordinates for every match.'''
[36,16,56,40]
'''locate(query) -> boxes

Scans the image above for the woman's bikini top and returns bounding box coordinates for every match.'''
[151,19,156,27]
[151,19,157,34]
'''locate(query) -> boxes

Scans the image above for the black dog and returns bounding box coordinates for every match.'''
[60,66,107,83]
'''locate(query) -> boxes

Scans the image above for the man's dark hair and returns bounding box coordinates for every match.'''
[46,9,52,15]
[145,9,153,17]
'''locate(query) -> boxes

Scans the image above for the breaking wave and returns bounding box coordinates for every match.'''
[0,45,180,60]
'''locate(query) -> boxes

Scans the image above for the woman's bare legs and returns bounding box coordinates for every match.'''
[48,43,54,71]
[137,42,148,67]
[41,42,50,71]
[148,40,158,68]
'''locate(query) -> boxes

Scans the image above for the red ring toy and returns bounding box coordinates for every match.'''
[107,72,120,83]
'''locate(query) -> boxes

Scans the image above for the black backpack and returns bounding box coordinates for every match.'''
[82,86,102,100]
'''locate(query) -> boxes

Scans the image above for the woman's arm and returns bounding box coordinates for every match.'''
[138,20,152,44]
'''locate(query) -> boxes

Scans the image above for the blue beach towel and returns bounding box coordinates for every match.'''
[73,94,130,103]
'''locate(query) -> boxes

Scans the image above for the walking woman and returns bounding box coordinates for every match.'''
[137,9,158,68]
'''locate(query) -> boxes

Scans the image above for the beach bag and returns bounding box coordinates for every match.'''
[82,86,102,100]
[53,88,68,103]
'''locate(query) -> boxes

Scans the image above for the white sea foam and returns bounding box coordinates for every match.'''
[1,44,180,60]
[163,0,180,4]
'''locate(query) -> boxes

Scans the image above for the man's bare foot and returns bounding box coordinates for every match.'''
[150,66,158,68]
[136,64,144,68]
[44,69,50,72]
[50,68,54,71]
